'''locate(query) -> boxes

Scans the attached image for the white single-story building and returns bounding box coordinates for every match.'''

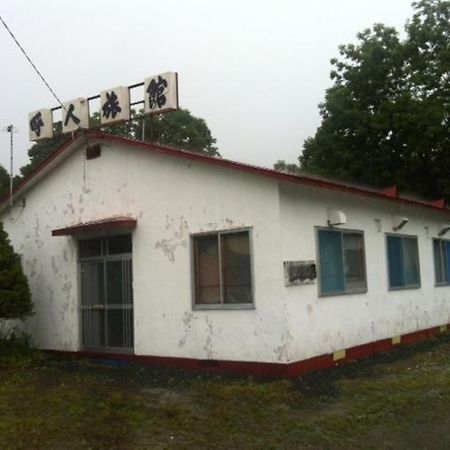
[1,130,449,376]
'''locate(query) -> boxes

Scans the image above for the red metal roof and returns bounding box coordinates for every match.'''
[52,216,137,236]
[1,129,449,215]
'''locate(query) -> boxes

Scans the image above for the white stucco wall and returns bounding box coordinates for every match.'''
[279,183,450,362]
[2,140,286,362]
[2,139,449,364]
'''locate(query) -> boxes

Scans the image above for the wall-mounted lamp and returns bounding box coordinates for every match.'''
[328,209,347,227]
[393,216,409,231]
[438,225,450,237]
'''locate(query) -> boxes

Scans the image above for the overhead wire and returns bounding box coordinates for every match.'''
[0,13,65,109]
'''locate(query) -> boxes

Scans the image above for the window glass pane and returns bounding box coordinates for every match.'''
[318,230,344,294]
[82,309,104,348]
[434,240,444,284]
[107,309,133,348]
[81,262,104,307]
[194,235,220,304]
[106,261,124,305]
[387,236,404,288]
[79,238,102,258]
[403,237,420,286]
[108,235,132,255]
[446,241,450,284]
[221,232,252,303]
[343,233,366,291]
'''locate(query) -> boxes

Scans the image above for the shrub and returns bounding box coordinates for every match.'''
[0,222,32,320]
[0,326,35,362]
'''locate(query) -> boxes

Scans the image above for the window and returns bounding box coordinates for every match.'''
[433,239,450,285]
[386,235,420,289]
[78,235,132,259]
[193,230,253,308]
[317,228,367,295]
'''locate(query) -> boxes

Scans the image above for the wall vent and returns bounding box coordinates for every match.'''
[86,144,102,160]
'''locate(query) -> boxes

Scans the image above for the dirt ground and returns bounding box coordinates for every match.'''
[2,335,450,449]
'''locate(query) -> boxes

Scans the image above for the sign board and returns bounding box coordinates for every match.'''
[100,86,130,125]
[144,72,178,114]
[29,109,53,140]
[284,261,316,286]
[62,98,89,133]
[28,71,179,141]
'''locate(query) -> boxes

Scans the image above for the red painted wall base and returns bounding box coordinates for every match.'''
[44,324,448,378]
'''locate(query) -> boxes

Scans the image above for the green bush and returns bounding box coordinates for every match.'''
[0,326,34,361]
[0,222,32,320]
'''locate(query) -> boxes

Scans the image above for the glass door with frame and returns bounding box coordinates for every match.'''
[79,235,133,353]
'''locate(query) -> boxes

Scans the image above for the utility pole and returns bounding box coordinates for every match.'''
[2,125,17,207]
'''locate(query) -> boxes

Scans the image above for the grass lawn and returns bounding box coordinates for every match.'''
[2,335,450,449]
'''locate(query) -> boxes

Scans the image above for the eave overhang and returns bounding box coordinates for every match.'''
[52,216,137,237]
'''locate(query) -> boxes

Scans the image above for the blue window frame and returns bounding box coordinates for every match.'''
[317,229,367,296]
[433,239,450,285]
[386,235,420,289]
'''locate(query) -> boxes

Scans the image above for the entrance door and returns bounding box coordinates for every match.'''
[79,235,133,353]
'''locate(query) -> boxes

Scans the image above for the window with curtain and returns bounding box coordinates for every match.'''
[317,228,367,295]
[193,230,252,307]
[386,235,420,289]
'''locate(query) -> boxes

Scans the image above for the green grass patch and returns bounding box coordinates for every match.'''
[2,337,450,448]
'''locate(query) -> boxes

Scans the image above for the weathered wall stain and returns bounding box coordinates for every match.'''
[26,258,38,279]
[155,216,189,263]
[66,193,75,215]
[274,330,293,362]
[116,182,129,193]
[203,316,214,359]
[51,256,59,275]
[178,311,196,347]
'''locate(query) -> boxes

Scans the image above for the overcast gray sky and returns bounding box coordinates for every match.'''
[0,0,415,173]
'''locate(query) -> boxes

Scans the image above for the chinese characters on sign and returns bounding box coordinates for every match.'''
[144,72,178,114]
[102,92,121,119]
[62,98,89,133]
[100,86,130,125]
[28,109,53,140]
[29,72,178,141]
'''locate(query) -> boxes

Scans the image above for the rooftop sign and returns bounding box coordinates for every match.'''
[28,71,178,141]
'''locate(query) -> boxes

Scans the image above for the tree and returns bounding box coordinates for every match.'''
[19,122,69,180]
[18,108,219,181]
[0,222,32,320]
[91,108,219,156]
[273,160,301,175]
[300,0,450,200]
[140,109,219,157]
[0,165,10,199]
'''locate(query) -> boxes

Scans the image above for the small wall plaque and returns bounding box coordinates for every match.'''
[284,260,316,286]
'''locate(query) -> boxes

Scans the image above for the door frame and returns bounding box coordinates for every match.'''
[77,234,134,354]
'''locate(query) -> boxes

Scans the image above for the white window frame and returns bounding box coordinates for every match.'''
[191,227,254,310]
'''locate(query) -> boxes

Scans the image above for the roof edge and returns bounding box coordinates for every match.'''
[0,129,448,216]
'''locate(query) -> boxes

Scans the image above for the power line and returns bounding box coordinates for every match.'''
[0,14,65,109]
